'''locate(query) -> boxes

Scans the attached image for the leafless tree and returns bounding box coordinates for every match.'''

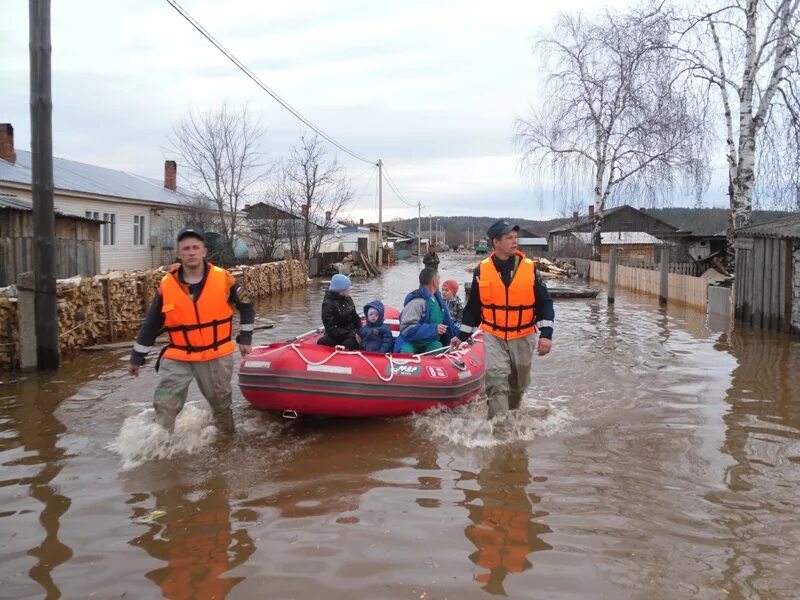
[175,194,217,234]
[676,0,800,236]
[515,3,709,260]
[169,104,266,263]
[269,134,353,259]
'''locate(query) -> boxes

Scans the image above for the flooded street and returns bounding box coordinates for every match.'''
[1,253,799,599]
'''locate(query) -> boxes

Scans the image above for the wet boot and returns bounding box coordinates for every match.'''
[214,409,235,434]
[154,410,176,434]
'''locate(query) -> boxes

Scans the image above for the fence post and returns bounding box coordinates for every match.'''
[608,248,617,304]
[659,248,669,305]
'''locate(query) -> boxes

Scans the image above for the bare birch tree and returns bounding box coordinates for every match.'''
[676,0,800,236]
[169,104,266,263]
[269,134,353,259]
[515,4,709,260]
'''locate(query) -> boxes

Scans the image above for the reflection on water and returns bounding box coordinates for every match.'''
[461,444,552,595]
[129,475,255,599]
[1,255,799,598]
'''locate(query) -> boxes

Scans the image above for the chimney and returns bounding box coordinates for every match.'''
[0,123,15,164]
[572,211,578,220]
[588,204,595,219]
[301,205,309,217]
[164,160,177,191]
[325,210,332,221]
[639,206,646,212]
[359,218,364,225]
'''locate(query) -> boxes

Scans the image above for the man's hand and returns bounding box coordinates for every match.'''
[436,324,448,335]
[239,344,252,357]
[537,338,552,356]
[128,364,140,377]
[450,336,461,347]
[355,333,362,345]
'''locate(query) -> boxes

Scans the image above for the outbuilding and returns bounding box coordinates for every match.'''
[734,213,800,333]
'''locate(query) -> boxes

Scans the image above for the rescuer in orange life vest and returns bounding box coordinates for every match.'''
[451,219,554,419]
[127,227,255,434]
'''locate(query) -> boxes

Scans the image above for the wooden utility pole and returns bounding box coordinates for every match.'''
[417,201,421,265]
[30,0,59,369]
[377,159,383,268]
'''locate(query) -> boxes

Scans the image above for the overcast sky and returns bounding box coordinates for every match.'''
[1,0,724,222]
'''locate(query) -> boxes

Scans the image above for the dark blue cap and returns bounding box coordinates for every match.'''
[177,227,205,242]
[486,219,519,240]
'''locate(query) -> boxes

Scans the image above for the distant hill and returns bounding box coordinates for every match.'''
[382,208,796,245]
[383,215,568,247]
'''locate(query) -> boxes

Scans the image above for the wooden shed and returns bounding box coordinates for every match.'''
[0,193,101,286]
[734,213,800,333]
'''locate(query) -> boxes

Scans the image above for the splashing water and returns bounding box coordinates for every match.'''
[414,394,574,448]
[108,404,218,471]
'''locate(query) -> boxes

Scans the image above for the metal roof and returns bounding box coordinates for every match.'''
[0,150,196,206]
[518,237,548,245]
[735,212,800,239]
[573,231,671,245]
[0,191,103,223]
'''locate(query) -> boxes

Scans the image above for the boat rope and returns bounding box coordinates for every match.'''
[247,330,483,383]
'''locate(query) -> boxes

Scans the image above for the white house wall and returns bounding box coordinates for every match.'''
[0,182,186,273]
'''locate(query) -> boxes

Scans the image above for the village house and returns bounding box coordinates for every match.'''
[517,227,548,257]
[0,123,198,273]
[548,204,681,260]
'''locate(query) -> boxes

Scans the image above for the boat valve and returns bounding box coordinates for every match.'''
[282,410,299,420]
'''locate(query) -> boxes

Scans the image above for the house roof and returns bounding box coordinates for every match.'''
[519,237,548,246]
[549,205,679,234]
[0,150,196,207]
[735,212,800,239]
[0,191,103,223]
[573,231,671,245]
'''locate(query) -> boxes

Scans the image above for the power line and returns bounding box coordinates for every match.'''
[165,0,376,165]
[382,166,417,208]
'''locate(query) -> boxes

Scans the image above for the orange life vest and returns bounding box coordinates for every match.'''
[478,251,536,340]
[160,264,235,362]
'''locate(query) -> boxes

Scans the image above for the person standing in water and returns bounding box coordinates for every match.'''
[128,227,254,434]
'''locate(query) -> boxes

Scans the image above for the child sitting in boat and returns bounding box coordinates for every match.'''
[318,274,362,350]
[441,279,464,326]
[357,300,394,353]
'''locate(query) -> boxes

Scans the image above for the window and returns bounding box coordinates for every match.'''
[133,215,146,246]
[102,212,116,246]
[162,218,175,249]
[85,210,100,220]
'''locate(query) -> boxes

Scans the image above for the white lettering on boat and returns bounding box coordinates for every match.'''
[307,365,352,375]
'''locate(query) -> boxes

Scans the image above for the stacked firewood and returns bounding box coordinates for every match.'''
[56,276,106,352]
[0,296,17,368]
[0,259,309,370]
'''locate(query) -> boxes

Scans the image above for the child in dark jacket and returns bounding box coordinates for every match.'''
[358,300,394,353]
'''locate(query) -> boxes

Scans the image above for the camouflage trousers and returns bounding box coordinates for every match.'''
[154,355,235,433]
[483,333,535,419]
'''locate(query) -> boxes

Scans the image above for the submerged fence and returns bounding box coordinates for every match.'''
[588,259,708,310]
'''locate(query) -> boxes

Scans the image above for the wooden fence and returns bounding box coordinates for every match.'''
[589,260,708,309]
[618,260,704,277]
[734,237,793,332]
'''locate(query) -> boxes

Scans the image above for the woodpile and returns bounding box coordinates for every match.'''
[0,295,17,369]
[0,259,308,370]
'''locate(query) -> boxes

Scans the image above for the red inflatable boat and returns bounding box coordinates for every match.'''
[239,307,485,417]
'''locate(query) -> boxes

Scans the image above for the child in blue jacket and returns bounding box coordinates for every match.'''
[358,300,394,353]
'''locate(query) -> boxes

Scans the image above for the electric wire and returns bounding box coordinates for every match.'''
[165,0,376,165]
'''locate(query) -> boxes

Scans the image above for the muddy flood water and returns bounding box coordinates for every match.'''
[1,253,799,599]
